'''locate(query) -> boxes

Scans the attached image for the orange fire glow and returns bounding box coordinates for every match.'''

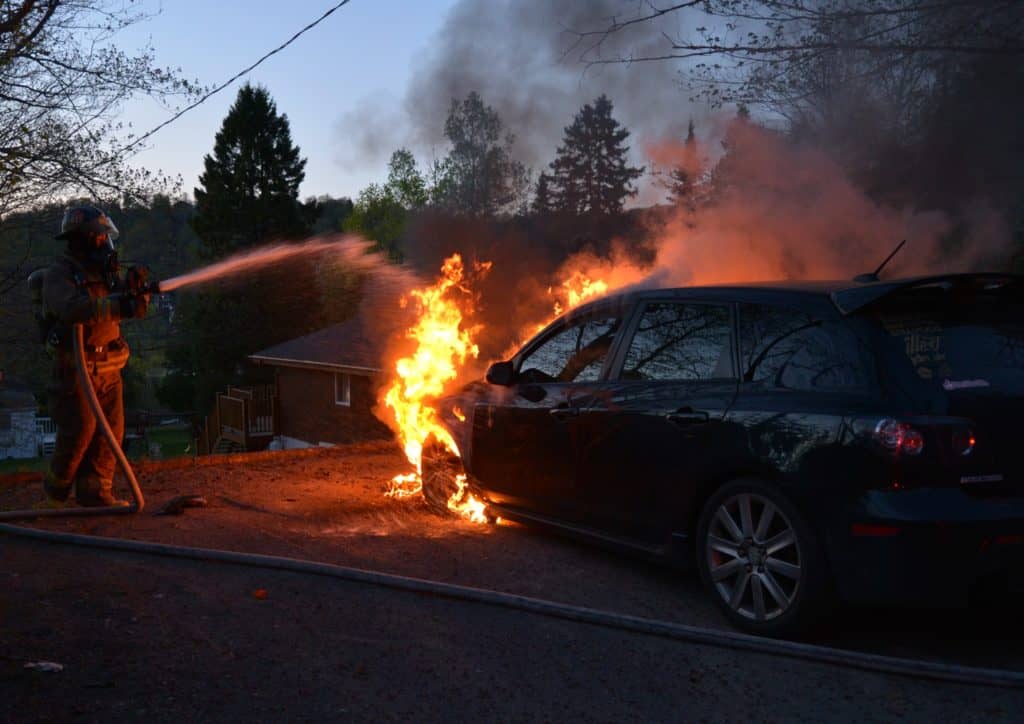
[549,270,610,318]
[382,254,490,523]
[517,267,617,347]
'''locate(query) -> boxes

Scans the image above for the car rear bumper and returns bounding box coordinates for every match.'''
[825,487,1024,606]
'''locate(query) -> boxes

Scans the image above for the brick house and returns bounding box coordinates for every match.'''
[249,310,394,449]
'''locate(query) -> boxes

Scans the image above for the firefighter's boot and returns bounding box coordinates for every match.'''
[37,470,72,509]
[75,476,128,507]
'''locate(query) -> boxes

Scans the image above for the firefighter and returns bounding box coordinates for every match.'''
[38,204,150,507]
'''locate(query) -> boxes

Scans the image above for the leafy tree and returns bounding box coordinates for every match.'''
[0,1,200,303]
[191,83,318,258]
[311,195,355,234]
[343,148,429,261]
[571,3,1023,73]
[548,95,644,216]
[343,183,407,262]
[387,148,429,209]
[432,92,528,217]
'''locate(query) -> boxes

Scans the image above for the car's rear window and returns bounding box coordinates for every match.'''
[867,283,1024,396]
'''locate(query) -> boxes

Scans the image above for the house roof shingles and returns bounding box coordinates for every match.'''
[249,312,389,376]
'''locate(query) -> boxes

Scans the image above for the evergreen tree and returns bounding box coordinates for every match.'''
[708,106,754,199]
[663,119,699,205]
[532,172,555,215]
[433,92,528,217]
[192,83,317,258]
[160,85,325,413]
[548,95,644,216]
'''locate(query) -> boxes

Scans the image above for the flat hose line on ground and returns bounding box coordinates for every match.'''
[1,523,1022,691]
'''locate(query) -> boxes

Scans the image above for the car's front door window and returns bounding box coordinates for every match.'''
[620,302,733,381]
[519,316,622,383]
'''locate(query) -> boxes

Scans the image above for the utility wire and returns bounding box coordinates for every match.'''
[119,0,353,156]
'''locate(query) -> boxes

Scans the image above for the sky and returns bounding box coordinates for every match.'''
[113,1,725,208]
[116,0,460,202]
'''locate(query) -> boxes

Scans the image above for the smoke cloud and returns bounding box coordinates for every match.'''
[554,120,1008,297]
[336,1,705,180]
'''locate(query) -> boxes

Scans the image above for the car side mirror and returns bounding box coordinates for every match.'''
[486,360,515,386]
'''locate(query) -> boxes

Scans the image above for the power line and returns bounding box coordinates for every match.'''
[120,0,353,156]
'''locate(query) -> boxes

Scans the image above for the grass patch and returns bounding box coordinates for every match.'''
[129,425,195,460]
[0,425,195,473]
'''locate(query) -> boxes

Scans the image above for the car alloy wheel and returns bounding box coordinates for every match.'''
[705,492,803,623]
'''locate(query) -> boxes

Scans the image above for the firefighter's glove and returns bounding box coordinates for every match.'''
[117,293,148,320]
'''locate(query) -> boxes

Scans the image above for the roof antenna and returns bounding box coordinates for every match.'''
[854,239,906,283]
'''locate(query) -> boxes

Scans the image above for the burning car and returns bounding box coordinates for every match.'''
[422,273,1024,636]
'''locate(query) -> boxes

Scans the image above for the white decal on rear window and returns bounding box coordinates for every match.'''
[942,378,991,391]
[960,474,1004,484]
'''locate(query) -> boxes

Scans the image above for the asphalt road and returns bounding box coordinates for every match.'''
[2,448,1023,721]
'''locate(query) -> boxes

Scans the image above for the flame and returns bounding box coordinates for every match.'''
[382,255,616,524]
[448,473,488,523]
[550,270,610,317]
[382,254,490,522]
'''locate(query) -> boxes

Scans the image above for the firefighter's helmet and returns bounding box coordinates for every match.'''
[54,204,119,244]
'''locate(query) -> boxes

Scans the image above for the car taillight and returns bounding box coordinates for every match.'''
[874,418,925,456]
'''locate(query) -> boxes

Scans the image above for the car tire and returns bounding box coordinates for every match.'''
[420,437,462,517]
[696,478,831,637]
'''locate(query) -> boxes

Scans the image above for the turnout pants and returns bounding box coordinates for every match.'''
[44,369,124,503]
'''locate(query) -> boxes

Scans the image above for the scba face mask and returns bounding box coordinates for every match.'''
[86,232,118,275]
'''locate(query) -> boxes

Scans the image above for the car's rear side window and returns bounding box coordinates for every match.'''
[620,302,733,381]
[739,304,875,393]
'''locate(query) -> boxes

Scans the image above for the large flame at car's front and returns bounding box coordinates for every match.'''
[382,254,489,523]
[380,251,626,524]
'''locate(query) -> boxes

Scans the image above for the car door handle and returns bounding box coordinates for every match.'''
[549,405,579,420]
[665,409,709,426]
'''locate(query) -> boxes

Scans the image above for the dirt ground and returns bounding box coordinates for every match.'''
[1,443,1022,722]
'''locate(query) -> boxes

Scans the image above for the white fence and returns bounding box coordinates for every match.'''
[35,416,56,456]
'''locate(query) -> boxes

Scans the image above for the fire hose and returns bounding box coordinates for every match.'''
[0,323,144,521]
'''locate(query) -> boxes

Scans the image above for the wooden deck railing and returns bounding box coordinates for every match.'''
[198,384,277,454]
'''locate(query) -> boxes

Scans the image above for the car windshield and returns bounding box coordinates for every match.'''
[867,281,1024,397]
